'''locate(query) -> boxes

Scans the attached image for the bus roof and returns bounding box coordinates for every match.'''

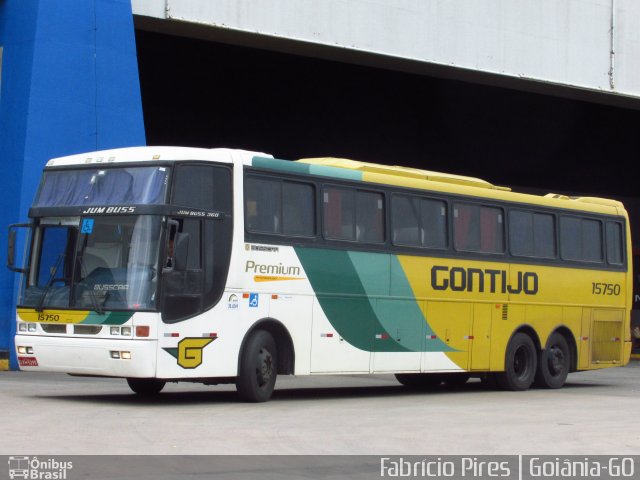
[252,155,625,216]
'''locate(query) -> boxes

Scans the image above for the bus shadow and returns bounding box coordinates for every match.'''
[31,377,614,405]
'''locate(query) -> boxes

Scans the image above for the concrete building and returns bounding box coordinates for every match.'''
[1,0,639,369]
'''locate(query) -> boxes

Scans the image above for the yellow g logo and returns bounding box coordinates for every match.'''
[164,337,215,369]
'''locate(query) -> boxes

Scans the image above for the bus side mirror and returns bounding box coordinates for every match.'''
[7,223,31,273]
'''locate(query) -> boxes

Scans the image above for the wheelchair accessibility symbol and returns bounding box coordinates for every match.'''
[249,293,259,308]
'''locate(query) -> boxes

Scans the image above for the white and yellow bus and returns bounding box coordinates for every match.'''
[9,147,632,401]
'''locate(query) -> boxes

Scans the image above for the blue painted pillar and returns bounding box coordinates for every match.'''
[0,0,146,369]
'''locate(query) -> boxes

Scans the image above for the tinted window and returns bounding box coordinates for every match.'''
[560,216,603,262]
[245,177,281,234]
[245,176,315,236]
[324,187,355,240]
[392,195,446,248]
[509,210,555,258]
[454,203,504,253]
[606,222,624,265]
[356,191,384,243]
[323,187,384,243]
[172,164,232,212]
[283,182,315,236]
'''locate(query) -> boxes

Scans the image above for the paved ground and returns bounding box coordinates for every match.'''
[1,362,638,456]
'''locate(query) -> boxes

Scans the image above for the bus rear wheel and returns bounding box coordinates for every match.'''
[127,378,166,396]
[496,332,537,391]
[236,330,277,402]
[395,373,443,389]
[534,332,570,389]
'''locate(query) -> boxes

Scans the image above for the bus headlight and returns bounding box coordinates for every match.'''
[27,323,37,332]
[18,323,27,332]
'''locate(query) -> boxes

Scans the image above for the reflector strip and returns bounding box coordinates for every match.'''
[320,333,333,338]
[272,294,278,300]
[375,334,390,340]
[581,337,589,341]
[426,335,437,340]
[203,333,218,338]
[164,333,179,338]
[464,336,475,340]
[611,337,620,342]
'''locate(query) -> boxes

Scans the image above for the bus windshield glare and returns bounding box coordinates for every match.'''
[20,215,162,311]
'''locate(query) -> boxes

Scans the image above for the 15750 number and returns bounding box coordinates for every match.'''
[591,283,621,296]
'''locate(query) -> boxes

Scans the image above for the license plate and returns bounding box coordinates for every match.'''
[18,357,38,367]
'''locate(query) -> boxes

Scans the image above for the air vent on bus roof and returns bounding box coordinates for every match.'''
[544,194,623,208]
[297,157,511,191]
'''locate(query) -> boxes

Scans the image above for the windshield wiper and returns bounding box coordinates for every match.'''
[36,254,64,312]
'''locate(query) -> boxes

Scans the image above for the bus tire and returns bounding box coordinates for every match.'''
[127,378,165,396]
[236,330,277,402]
[496,332,537,391]
[395,373,443,389]
[534,332,570,389]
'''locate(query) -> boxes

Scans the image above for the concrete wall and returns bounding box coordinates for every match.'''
[133,0,640,103]
[0,0,146,369]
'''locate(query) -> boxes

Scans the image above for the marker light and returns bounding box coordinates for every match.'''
[135,326,150,338]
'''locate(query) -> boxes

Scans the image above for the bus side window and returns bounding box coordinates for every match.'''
[606,222,624,265]
[454,203,504,254]
[324,187,355,240]
[245,177,281,234]
[560,216,603,263]
[356,191,384,243]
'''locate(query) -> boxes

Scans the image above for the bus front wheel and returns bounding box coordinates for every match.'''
[127,378,166,396]
[236,330,278,402]
[534,332,570,389]
[496,332,537,391]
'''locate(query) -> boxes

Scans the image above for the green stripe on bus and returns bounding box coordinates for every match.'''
[81,311,133,325]
[295,247,451,353]
[252,157,363,181]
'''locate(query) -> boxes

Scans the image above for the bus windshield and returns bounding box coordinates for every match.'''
[20,215,162,311]
[34,166,169,207]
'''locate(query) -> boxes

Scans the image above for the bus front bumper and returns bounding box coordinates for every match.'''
[15,335,157,378]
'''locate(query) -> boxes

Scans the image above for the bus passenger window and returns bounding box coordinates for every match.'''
[282,182,315,236]
[606,222,624,265]
[355,191,384,243]
[560,216,603,263]
[454,203,504,254]
[392,196,420,245]
[509,210,555,258]
[392,195,446,248]
[323,187,355,240]
[245,177,281,234]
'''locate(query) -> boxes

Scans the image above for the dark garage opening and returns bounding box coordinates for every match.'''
[136,30,640,200]
[135,29,640,251]
[136,29,640,351]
